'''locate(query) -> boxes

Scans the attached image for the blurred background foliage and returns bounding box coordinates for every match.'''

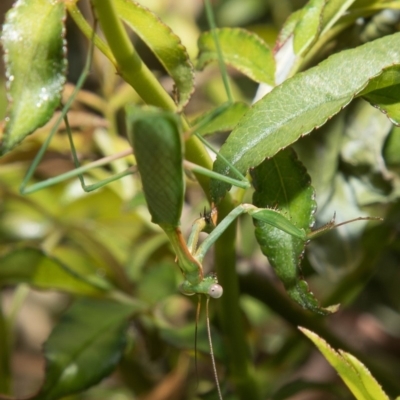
[0,0,400,399]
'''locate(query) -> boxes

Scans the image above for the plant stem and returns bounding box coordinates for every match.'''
[204,0,233,103]
[66,4,115,64]
[91,0,176,112]
[215,200,262,400]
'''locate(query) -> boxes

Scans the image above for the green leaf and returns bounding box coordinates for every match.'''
[211,32,400,202]
[293,0,325,55]
[300,327,391,400]
[0,248,109,296]
[321,0,356,34]
[0,0,66,154]
[275,9,302,51]
[274,0,353,83]
[360,66,400,124]
[359,65,400,94]
[35,298,136,400]
[114,0,194,110]
[194,101,249,137]
[127,107,184,228]
[197,28,275,85]
[251,148,336,315]
[363,84,400,125]
[276,0,325,56]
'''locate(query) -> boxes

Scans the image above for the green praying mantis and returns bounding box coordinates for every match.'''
[1,0,387,398]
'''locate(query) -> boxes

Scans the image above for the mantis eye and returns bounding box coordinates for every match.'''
[208,284,223,299]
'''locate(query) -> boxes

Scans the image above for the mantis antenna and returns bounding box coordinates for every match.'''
[206,296,224,400]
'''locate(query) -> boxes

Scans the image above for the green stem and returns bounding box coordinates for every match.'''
[91,0,176,112]
[215,200,262,400]
[67,4,115,64]
[204,0,233,103]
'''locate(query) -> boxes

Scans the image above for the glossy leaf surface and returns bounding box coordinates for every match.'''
[128,108,184,228]
[0,248,109,296]
[300,328,391,400]
[197,28,275,85]
[114,0,194,110]
[251,148,336,314]
[1,0,66,154]
[211,33,400,202]
[35,298,136,400]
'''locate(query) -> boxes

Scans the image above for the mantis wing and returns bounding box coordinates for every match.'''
[128,107,184,229]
